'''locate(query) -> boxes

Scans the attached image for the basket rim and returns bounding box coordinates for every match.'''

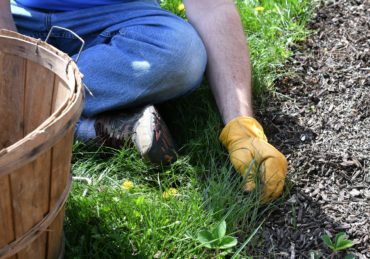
[0,30,84,175]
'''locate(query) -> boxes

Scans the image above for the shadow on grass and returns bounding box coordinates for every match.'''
[64,190,140,259]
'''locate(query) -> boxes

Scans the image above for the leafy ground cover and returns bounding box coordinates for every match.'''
[65,0,314,257]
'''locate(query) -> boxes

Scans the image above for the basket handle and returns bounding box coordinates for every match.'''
[45,26,85,63]
[44,26,94,96]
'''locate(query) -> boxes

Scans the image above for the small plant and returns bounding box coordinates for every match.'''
[321,232,354,258]
[197,220,238,250]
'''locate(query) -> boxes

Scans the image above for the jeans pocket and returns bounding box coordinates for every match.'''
[97,29,120,44]
[117,26,153,43]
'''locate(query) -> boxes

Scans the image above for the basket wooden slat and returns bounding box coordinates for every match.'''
[24,60,56,134]
[0,177,16,259]
[0,52,25,259]
[10,155,50,259]
[0,53,25,149]
[13,56,56,259]
[47,128,75,259]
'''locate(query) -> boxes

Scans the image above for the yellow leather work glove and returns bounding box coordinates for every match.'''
[219,116,288,202]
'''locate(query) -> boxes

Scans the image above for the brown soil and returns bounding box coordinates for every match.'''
[256,0,370,258]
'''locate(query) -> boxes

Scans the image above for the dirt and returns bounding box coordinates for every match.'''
[255,0,370,257]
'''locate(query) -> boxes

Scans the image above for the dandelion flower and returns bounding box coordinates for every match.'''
[254,6,264,12]
[163,188,178,199]
[122,180,134,190]
[178,3,185,12]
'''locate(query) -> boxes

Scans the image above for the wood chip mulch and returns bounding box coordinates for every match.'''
[255,0,369,257]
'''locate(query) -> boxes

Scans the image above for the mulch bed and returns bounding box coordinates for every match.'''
[255,0,370,257]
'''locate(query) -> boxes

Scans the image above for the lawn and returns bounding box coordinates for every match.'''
[65,0,314,258]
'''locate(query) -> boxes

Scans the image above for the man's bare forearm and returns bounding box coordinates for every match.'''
[184,0,253,124]
[0,0,16,30]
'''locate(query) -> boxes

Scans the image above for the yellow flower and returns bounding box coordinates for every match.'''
[122,180,134,190]
[163,188,178,199]
[178,3,185,12]
[254,6,264,12]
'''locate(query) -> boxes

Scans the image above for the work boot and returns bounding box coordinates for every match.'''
[94,105,177,164]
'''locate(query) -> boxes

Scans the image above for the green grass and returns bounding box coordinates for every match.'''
[237,0,312,94]
[65,1,314,258]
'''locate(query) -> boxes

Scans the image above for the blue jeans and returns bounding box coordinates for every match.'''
[11,0,207,117]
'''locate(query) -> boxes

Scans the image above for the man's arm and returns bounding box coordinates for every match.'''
[184,0,253,124]
[184,0,288,202]
[0,0,16,30]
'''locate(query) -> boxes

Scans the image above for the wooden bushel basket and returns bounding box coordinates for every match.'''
[0,30,83,258]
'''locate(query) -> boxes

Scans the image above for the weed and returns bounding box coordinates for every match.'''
[322,232,354,253]
[309,232,355,259]
[197,220,237,248]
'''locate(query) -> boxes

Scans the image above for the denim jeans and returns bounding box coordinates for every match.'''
[11,0,207,117]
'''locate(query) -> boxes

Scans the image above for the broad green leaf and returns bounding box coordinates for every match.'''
[197,230,215,249]
[334,232,346,246]
[321,234,334,249]
[333,232,353,251]
[197,230,213,242]
[344,254,355,259]
[335,240,353,251]
[212,220,226,240]
[218,236,238,249]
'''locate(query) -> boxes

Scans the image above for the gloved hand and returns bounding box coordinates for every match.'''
[219,116,288,202]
